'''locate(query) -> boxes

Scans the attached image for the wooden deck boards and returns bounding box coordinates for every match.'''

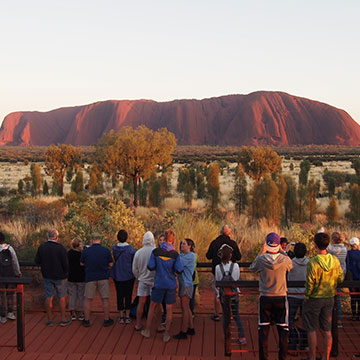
[2,313,360,359]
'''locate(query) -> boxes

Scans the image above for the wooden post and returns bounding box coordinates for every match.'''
[224,287,231,357]
[16,284,25,352]
[330,294,338,357]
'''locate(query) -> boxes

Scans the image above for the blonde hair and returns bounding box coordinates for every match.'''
[71,237,82,249]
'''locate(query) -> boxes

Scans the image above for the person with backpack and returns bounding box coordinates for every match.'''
[250,232,293,360]
[0,231,21,324]
[173,238,196,340]
[215,243,246,345]
[206,225,241,322]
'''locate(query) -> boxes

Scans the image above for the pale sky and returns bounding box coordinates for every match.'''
[1,0,359,126]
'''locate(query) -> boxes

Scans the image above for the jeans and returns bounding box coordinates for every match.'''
[221,296,245,338]
[288,296,308,350]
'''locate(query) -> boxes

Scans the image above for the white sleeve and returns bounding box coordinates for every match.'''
[215,265,221,281]
[232,263,240,281]
[10,246,21,276]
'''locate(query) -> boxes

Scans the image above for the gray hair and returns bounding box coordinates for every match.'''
[220,225,231,236]
[48,229,59,240]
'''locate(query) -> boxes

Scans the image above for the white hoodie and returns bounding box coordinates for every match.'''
[132,231,156,285]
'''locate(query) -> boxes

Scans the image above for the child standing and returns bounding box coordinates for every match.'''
[67,238,85,321]
[216,244,246,345]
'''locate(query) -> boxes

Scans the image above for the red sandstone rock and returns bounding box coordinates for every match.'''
[1,91,359,146]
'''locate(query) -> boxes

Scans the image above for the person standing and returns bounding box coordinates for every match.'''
[141,229,183,343]
[111,229,136,324]
[132,231,156,331]
[302,232,343,360]
[346,237,360,321]
[67,238,85,321]
[287,242,309,351]
[173,238,196,340]
[327,232,347,328]
[80,233,114,327]
[250,232,293,360]
[206,225,241,321]
[34,229,70,326]
[0,231,21,323]
[216,244,246,345]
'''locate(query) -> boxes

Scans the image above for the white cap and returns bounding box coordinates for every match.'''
[317,227,325,233]
[350,237,359,246]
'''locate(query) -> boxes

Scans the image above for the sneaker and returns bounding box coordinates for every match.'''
[0,317,7,324]
[82,319,91,327]
[337,321,343,328]
[187,328,195,335]
[78,314,85,321]
[7,312,16,320]
[60,319,71,327]
[157,324,166,333]
[210,314,220,322]
[103,318,114,327]
[118,316,125,324]
[71,314,77,321]
[161,313,166,325]
[141,329,151,338]
[163,332,171,343]
[134,324,143,331]
[239,337,247,345]
[124,317,132,324]
[173,331,187,340]
[46,321,54,327]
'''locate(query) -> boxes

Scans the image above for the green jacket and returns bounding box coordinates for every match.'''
[305,253,343,299]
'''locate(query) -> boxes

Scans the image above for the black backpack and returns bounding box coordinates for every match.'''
[218,262,237,301]
[0,248,15,277]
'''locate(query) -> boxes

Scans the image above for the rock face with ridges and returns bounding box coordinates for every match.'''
[1,91,359,146]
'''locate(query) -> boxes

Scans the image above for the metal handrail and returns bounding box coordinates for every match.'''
[0,277,32,352]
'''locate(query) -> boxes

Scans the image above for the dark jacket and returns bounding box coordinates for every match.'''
[206,234,241,274]
[35,241,69,280]
[148,242,184,289]
[68,249,85,282]
[110,243,135,281]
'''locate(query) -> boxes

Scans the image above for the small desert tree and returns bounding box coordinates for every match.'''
[348,184,360,223]
[231,165,248,215]
[326,196,339,222]
[250,175,281,225]
[238,146,282,183]
[44,144,81,196]
[207,162,220,211]
[30,163,42,197]
[283,175,298,225]
[71,168,84,193]
[307,179,320,223]
[299,159,311,186]
[95,126,176,207]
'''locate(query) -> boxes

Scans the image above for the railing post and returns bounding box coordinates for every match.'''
[330,294,338,357]
[16,284,25,352]
[224,287,231,357]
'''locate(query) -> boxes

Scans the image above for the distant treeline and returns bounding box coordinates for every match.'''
[1,144,360,163]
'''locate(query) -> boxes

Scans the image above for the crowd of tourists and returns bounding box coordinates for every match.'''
[1,226,360,360]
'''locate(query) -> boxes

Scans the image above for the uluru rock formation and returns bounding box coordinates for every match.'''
[1,91,360,146]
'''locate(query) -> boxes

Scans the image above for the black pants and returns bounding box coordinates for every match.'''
[258,296,289,360]
[114,278,135,311]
